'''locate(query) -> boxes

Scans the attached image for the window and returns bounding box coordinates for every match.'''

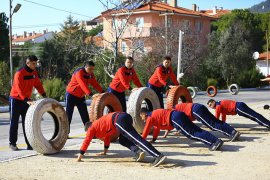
[121,41,127,52]
[195,21,203,32]
[182,20,190,31]
[134,40,144,53]
[135,17,144,28]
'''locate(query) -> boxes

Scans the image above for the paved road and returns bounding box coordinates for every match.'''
[0,90,269,162]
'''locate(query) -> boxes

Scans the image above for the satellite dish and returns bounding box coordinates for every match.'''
[253,52,259,60]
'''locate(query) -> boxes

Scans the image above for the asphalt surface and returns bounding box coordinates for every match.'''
[0,90,269,163]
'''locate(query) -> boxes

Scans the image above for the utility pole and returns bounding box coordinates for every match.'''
[177,30,184,83]
[267,30,269,75]
[159,11,174,55]
[9,1,21,86]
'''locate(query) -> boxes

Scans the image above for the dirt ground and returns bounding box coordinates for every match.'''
[1,105,270,180]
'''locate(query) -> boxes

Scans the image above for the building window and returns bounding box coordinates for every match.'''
[121,41,127,52]
[134,40,144,53]
[135,17,144,28]
[182,20,190,31]
[195,21,203,32]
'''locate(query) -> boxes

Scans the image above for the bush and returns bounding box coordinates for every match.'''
[0,61,11,96]
[207,78,218,87]
[43,78,65,101]
[236,68,267,88]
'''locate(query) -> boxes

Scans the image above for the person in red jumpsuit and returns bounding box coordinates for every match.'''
[207,99,270,129]
[76,112,166,167]
[148,56,179,108]
[108,57,143,112]
[140,108,223,151]
[66,61,104,134]
[9,55,46,151]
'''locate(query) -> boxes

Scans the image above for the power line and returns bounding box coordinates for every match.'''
[23,0,94,19]
[13,23,61,29]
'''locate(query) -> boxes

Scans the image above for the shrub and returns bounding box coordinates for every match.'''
[236,68,267,88]
[43,78,65,101]
[207,78,218,87]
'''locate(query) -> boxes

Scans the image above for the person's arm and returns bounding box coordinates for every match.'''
[161,130,170,138]
[75,70,92,96]
[89,74,104,93]
[142,117,152,139]
[169,67,179,86]
[132,70,143,88]
[118,68,131,90]
[221,113,226,122]
[34,72,46,97]
[76,127,95,162]
[215,106,221,120]
[151,126,160,143]
[156,67,167,86]
[96,136,110,156]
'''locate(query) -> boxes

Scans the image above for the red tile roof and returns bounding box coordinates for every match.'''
[13,33,43,43]
[101,1,217,19]
[200,9,231,18]
[258,52,270,60]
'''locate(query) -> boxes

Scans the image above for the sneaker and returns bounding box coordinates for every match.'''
[27,146,33,150]
[9,144,19,151]
[84,122,92,132]
[152,154,167,167]
[135,149,145,162]
[210,139,223,151]
[230,131,241,142]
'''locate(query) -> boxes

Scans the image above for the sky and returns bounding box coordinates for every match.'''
[0,0,266,35]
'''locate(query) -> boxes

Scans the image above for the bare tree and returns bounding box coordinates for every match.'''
[89,0,146,78]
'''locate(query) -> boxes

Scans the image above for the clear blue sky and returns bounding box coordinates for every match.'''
[0,0,265,35]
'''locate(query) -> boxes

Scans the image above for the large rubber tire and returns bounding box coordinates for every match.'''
[187,86,197,99]
[166,86,193,109]
[127,87,160,133]
[228,84,239,95]
[206,86,217,97]
[25,98,68,155]
[89,92,122,141]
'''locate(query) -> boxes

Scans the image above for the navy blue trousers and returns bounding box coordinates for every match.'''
[9,97,31,147]
[115,113,161,157]
[147,83,164,108]
[192,104,235,137]
[107,87,126,112]
[236,102,270,128]
[65,92,89,130]
[170,111,219,146]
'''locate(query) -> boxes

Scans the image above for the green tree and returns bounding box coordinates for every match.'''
[0,61,11,96]
[88,25,103,36]
[0,12,9,61]
[205,21,255,87]
[39,15,93,81]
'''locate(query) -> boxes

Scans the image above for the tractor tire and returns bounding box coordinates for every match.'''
[228,84,239,95]
[25,98,68,155]
[206,86,217,97]
[166,86,193,109]
[127,87,160,133]
[89,92,122,141]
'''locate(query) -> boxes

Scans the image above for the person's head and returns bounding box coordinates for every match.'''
[207,99,216,109]
[84,61,95,74]
[26,55,39,70]
[162,56,172,68]
[125,56,134,69]
[139,107,149,121]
